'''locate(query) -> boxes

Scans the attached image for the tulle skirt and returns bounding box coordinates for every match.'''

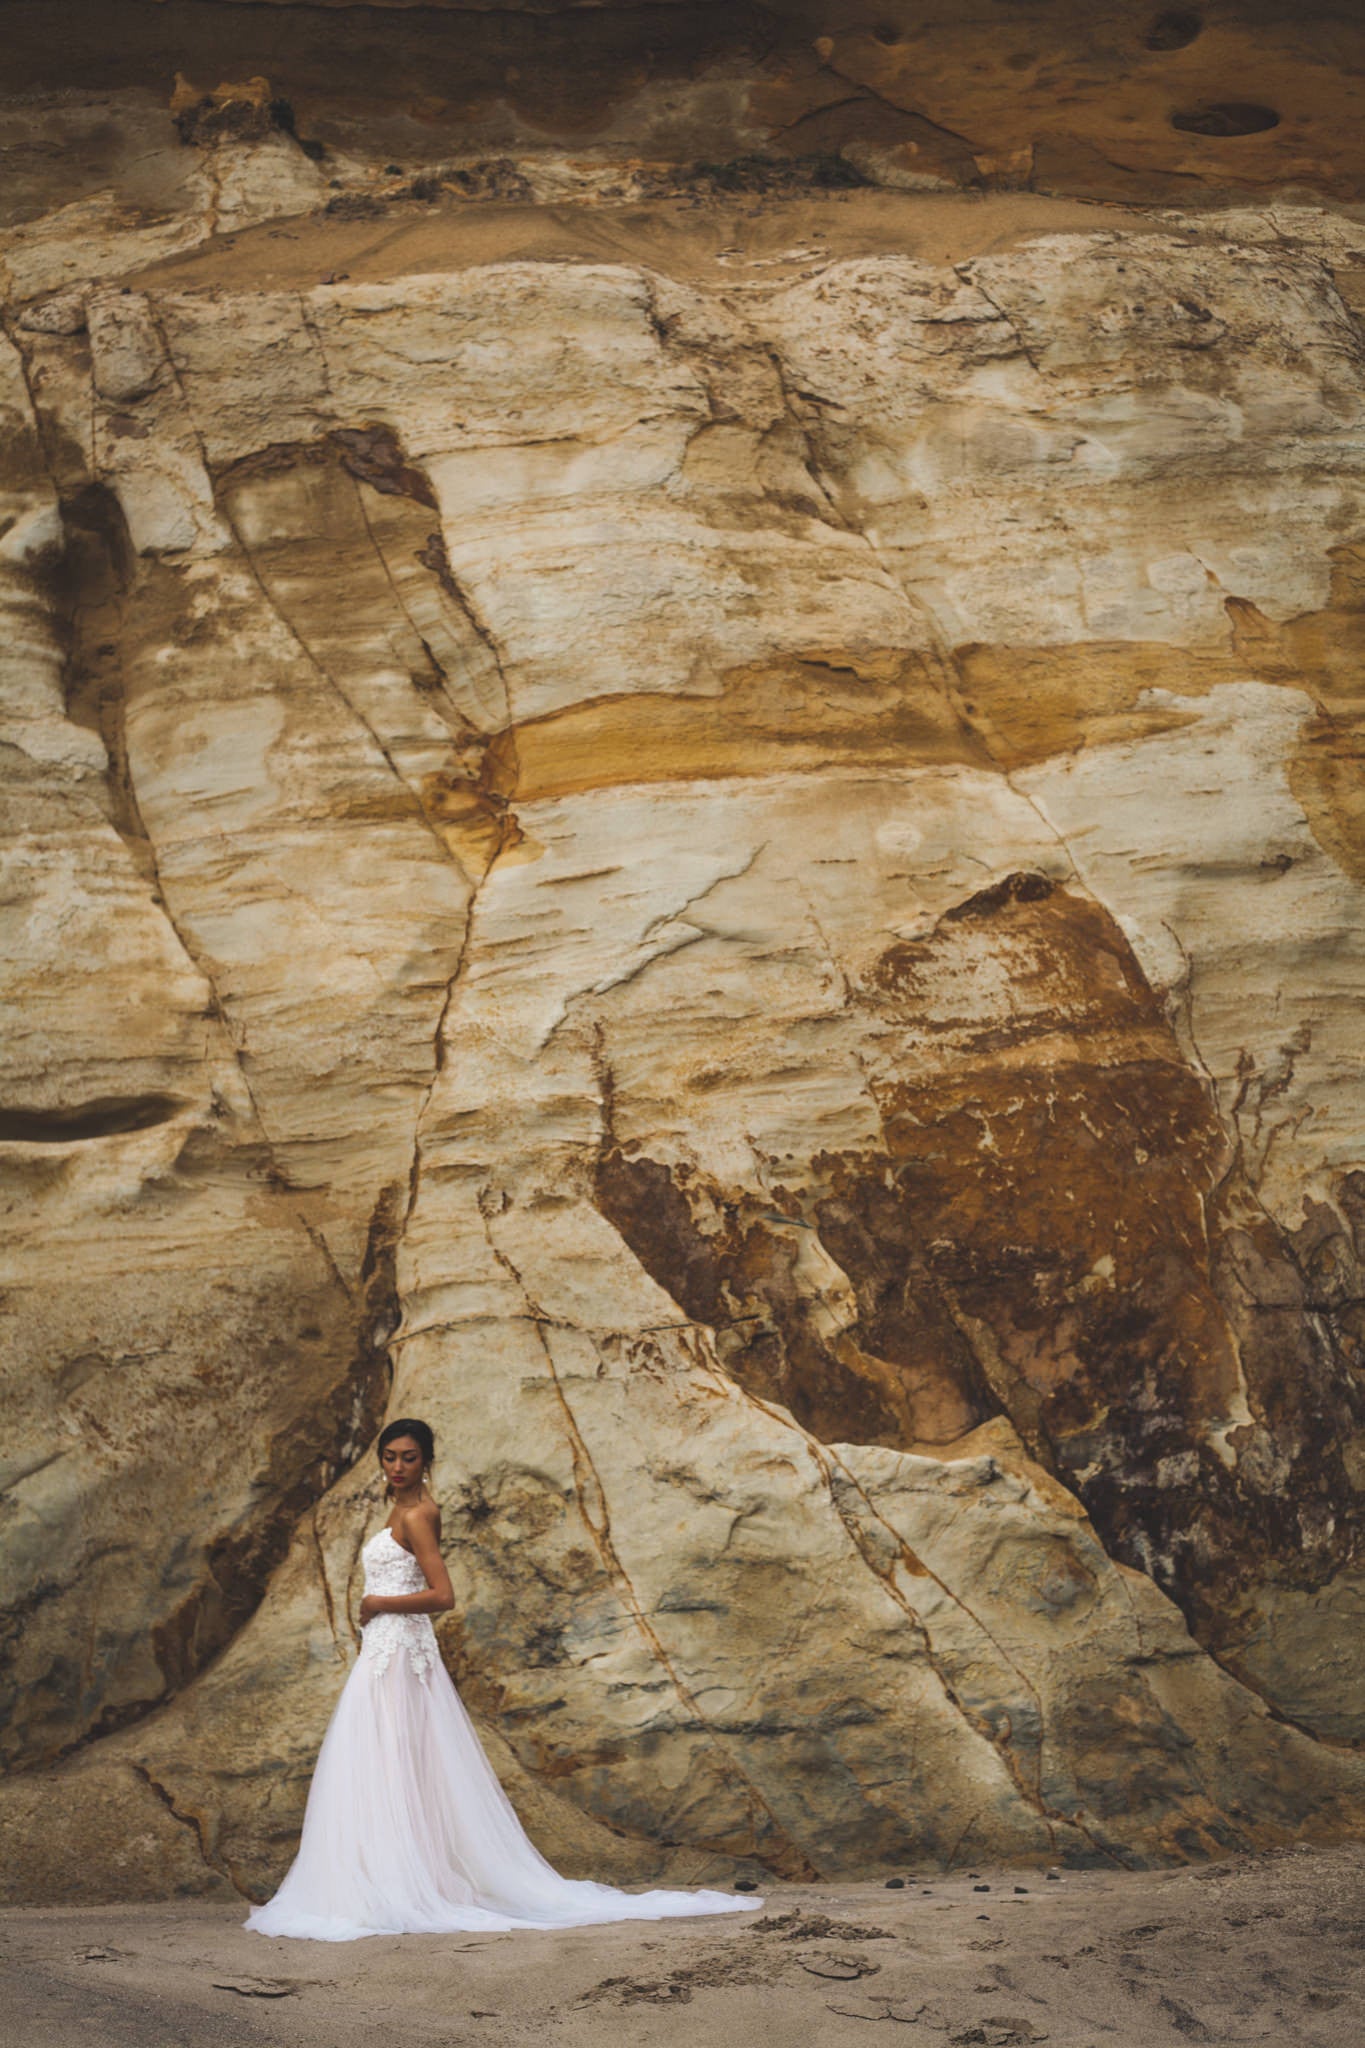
[245,1643,762,1941]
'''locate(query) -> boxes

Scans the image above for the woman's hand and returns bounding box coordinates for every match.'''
[358,1595,381,1627]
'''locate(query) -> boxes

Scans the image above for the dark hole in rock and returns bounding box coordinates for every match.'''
[870,23,902,44]
[1145,9,1203,51]
[0,1094,185,1142]
[323,191,385,219]
[941,869,1054,923]
[1171,102,1280,136]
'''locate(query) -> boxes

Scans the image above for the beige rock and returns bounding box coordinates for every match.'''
[4,39,1365,1901]
[0,335,370,1772]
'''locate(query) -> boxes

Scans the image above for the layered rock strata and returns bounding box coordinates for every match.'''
[2,8,1365,1899]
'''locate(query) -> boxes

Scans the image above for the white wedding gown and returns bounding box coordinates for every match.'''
[245,1526,762,1940]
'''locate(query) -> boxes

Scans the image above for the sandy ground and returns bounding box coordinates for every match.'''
[5,1845,1364,2048]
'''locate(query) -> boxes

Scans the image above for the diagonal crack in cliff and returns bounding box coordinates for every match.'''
[475,1195,818,1880]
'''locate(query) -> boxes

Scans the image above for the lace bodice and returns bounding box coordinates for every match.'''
[248,1524,761,1941]
[360,1527,439,1681]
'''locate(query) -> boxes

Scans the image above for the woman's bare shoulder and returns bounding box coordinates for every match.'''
[403,1495,443,1538]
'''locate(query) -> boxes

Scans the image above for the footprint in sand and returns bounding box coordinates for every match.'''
[211,1976,300,1999]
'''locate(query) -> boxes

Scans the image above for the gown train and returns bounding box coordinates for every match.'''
[245,1528,761,1940]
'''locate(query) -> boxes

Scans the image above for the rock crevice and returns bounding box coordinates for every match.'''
[4,8,1365,1899]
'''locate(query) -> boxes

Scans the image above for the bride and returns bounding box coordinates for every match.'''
[246,1417,762,1940]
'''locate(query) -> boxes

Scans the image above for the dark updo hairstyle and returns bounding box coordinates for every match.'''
[377,1416,436,1495]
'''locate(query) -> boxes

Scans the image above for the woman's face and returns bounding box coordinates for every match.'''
[381,1435,426,1493]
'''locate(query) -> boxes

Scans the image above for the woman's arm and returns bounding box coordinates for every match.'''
[358,1503,455,1624]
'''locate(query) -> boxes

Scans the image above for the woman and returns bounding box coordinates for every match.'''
[246,1417,761,1940]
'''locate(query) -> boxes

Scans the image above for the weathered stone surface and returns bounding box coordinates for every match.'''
[3,10,1365,1901]
[4,3,1365,212]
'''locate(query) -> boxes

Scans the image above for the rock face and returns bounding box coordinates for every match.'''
[2,4,1365,1901]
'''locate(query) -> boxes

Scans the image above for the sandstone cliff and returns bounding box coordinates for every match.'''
[2,1,1364,1901]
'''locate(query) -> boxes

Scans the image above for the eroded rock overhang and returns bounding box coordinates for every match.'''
[2,0,1364,1901]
